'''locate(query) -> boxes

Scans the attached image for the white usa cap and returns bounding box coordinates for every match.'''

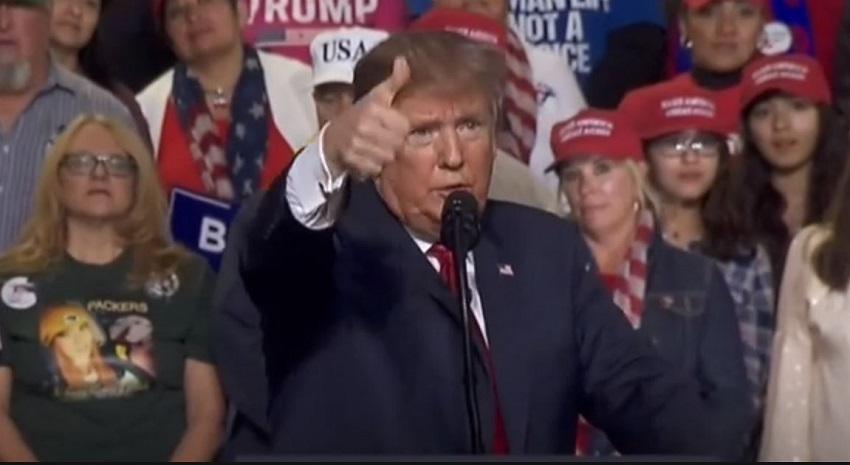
[310,27,390,87]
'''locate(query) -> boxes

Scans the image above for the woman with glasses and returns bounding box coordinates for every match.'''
[0,114,224,462]
[549,109,752,459]
[631,84,774,403]
[626,84,775,458]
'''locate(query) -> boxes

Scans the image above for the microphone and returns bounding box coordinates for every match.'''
[440,190,481,253]
[439,190,484,454]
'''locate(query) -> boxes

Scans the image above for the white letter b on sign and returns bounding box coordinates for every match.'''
[199,217,227,253]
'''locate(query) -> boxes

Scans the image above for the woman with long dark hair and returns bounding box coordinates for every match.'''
[759,111,850,462]
[739,54,848,287]
[48,0,151,143]
[626,82,774,410]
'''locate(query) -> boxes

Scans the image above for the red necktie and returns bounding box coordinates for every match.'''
[427,244,510,455]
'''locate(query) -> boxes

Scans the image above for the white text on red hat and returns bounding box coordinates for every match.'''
[752,61,809,85]
[661,96,716,119]
[558,118,614,142]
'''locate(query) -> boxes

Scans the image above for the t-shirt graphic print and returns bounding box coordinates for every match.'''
[38,300,155,401]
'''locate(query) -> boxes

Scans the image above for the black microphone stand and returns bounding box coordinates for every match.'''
[449,215,484,455]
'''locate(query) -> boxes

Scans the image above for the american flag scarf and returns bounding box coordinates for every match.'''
[610,208,653,327]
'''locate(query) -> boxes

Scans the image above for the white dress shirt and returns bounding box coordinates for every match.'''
[285,126,490,344]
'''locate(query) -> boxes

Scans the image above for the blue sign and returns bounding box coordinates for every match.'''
[169,188,240,272]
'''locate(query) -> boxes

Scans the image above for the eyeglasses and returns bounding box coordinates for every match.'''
[60,152,137,178]
[648,133,723,159]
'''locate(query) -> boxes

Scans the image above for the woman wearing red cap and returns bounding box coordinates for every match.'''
[738,54,848,288]
[758,62,850,464]
[548,108,752,459]
[622,0,766,148]
[628,85,775,457]
[632,86,775,394]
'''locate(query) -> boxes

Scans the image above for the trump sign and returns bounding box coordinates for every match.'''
[169,188,240,272]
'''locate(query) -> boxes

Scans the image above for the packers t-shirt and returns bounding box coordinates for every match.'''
[0,250,216,461]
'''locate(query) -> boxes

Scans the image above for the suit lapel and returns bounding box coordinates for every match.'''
[340,181,464,328]
[474,232,530,452]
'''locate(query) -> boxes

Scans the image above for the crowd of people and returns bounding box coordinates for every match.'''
[0,0,848,461]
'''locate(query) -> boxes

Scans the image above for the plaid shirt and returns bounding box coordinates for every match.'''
[692,243,776,406]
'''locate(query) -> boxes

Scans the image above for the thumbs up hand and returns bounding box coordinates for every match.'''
[322,57,412,180]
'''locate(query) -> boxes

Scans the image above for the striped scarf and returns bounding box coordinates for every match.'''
[576,209,654,456]
[500,27,537,165]
[172,47,270,201]
[610,208,653,328]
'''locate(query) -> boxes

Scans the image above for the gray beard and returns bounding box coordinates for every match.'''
[0,62,32,94]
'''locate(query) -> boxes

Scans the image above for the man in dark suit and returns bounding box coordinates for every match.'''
[238,30,735,457]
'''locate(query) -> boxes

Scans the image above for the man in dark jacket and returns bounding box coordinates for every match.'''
[233,30,742,458]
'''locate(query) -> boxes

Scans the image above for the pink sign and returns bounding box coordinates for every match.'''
[243,0,406,64]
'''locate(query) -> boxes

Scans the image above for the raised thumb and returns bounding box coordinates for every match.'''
[378,56,411,101]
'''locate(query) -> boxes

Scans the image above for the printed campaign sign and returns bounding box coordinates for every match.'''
[169,188,240,272]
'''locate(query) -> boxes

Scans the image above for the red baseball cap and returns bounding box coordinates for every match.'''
[548,109,643,172]
[408,6,507,49]
[683,0,766,10]
[625,83,729,140]
[740,54,832,110]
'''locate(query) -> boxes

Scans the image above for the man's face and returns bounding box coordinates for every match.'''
[0,2,50,94]
[164,0,244,63]
[313,82,354,127]
[377,88,496,242]
[432,0,508,22]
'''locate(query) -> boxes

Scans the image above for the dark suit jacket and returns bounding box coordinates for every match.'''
[212,193,272,459]
[239,170,734,457]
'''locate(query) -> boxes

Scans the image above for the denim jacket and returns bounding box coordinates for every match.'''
[586,232,754,458]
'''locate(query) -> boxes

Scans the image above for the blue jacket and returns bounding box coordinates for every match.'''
[585,232,754,457]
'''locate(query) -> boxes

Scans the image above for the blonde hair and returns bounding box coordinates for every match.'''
[560,159,659,219]
[0,114,187,285]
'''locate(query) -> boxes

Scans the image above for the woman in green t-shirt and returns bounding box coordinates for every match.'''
[0,114,224,461]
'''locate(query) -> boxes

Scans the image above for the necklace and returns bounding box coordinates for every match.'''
[205,87,229,108]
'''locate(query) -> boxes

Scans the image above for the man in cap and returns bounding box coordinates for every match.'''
[0,0,132,251]
[310,26,390,127]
